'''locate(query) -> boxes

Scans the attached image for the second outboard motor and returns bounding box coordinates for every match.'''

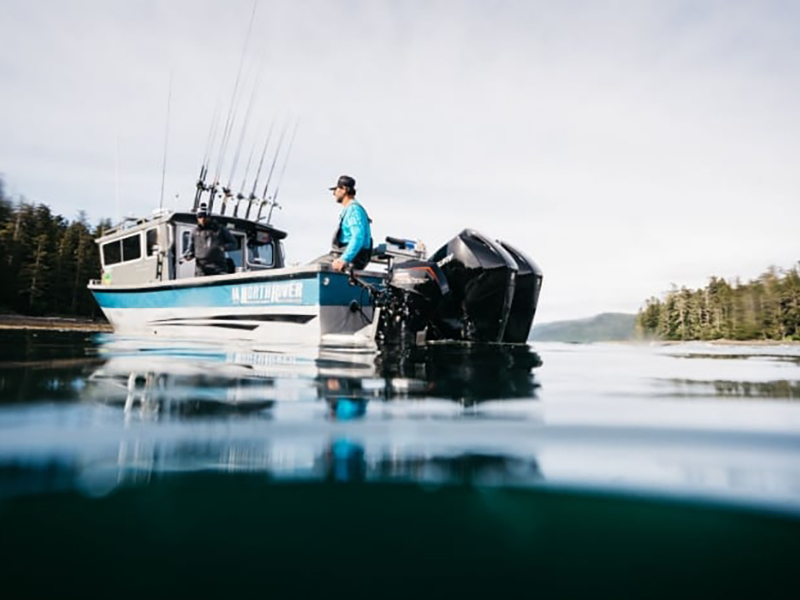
[377,259,449,345]
[430,229,518,342]
[496,240,543,343]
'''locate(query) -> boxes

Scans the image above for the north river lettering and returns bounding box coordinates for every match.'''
[231,282,304,305]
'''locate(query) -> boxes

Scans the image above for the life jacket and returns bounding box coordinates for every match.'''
[331,202,373,269]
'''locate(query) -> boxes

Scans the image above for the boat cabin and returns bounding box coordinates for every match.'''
[96,210,287,286]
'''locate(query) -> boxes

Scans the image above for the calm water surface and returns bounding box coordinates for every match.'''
[1,331,799,598]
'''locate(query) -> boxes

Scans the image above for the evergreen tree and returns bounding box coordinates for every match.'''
[638,265,800,342]
[0,176,103,317]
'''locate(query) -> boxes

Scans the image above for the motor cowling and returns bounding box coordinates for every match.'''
[430,229,518,342]
[496,240,543,343]
[388,260,449,299]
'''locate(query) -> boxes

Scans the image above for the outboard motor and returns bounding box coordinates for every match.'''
[496,240,543,343]
[363,231,542,347]
[376,259,449,346]
[430,229,518,342]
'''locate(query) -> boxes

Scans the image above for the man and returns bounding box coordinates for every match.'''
[183,203,237,276]
[329,175,372,272]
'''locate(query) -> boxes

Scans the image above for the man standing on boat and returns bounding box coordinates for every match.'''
[329,175,372,272]
[182,203,237,276]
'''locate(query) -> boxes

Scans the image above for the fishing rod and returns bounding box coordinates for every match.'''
[192,102,221,212]
[244,118,275,220]
[222,49,266,216]
[265,118,299,225]
[256,118,289,221]
[233,134,259,217]
[208,0,259,214]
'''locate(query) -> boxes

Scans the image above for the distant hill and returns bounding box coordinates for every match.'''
[531,312,637,343]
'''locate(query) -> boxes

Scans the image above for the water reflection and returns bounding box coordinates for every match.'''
[38,338,544,490]
[2,333,800,520]
[88,354,277,419]
[376,343,542,403]
[664,378,800,399]
[84,338,543,421]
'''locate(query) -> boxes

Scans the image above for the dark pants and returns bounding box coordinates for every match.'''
[195,261,228,277]
[313,249,372,270]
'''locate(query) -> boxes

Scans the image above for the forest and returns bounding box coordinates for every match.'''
[637,266,800,341]
[0,177,109,317]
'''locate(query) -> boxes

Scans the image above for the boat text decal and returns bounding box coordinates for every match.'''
[231,281,304,305]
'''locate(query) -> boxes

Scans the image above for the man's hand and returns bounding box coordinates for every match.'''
[332,258,348,272]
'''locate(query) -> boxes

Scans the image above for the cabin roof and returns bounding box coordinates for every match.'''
[97,210,288,242]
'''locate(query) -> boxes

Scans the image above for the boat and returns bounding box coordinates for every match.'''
[88,208,380,345]
[88,204,544,347]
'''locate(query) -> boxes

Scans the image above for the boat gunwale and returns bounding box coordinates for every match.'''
[88,263,385,294]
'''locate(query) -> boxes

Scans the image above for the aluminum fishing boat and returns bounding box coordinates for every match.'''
[88,209,381,345]
[89,207,544,347]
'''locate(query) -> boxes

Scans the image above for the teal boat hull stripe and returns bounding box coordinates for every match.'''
[92,272,377,310]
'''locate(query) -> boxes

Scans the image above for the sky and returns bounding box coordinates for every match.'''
[0,0,798,323]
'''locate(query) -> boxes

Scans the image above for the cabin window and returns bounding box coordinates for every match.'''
[101,232,143,266]
[102,241,122,266]
[182,231,191,254]
[248,241,274,267]
[227,234,246,271]
[122,233,142,261]
[146,229,158,256]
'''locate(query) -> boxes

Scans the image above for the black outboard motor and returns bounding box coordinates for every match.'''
[496,241,543,343]
[364,231,541,346]
[387,260,449,329]
[376,259,449,345]
[430,229,518,342]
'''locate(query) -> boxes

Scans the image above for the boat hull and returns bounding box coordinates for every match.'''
[89,265,379,346]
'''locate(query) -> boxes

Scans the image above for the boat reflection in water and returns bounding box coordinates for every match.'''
[80,338,543,487]
[87,337,542,412]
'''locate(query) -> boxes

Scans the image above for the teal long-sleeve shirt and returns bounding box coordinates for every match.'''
[337,201,372,263]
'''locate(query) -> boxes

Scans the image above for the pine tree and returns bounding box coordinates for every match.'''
[636,265,800,341]
[0,176,103,317]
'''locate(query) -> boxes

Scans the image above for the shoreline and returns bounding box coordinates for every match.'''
[0,315,112,333]
[535,338,800,347]
[1,315,798,344]
[653,338,800,347]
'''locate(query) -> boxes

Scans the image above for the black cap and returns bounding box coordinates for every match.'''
[197,203,209,217]
[329,175,356,192]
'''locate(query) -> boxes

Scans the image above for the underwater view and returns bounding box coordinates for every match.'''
[1,331,799,598]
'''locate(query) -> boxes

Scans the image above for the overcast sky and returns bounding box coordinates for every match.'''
[1,0,798,323]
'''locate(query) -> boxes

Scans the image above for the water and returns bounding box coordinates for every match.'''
[1,331,799,598]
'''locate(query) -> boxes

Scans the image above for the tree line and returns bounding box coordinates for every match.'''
[637,266,800,341]
[0,176,112,317]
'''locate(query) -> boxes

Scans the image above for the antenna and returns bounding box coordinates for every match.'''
[159,71,173,211]
[115,127,120,224]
